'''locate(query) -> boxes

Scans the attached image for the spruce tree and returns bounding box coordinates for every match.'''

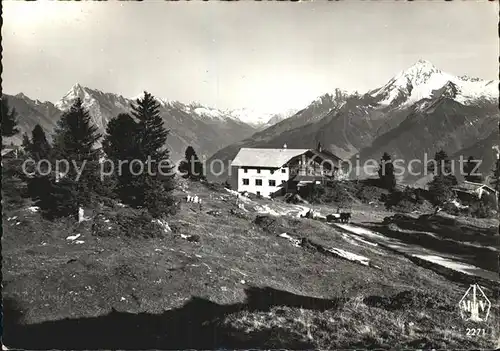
[378,152,396,191]
[113,92,176,215]
[21,132,32,155]
[103,113,141,162]
[463,155,483,183]
[103,113,142,204]
[131,92,169,160]
[178,146,205,180]
[53,98,101,161]
[1,97,20,139]
[427,150,457,205]
[30,124,52,160]
[51,98,102,207]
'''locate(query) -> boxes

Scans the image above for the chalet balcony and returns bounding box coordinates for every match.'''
[290,166,334,177]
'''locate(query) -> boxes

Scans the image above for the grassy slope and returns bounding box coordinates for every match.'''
[2,180,498,349]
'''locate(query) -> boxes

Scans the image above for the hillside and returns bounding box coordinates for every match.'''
[1,93,62,145]
[3,178,498,349]
[452,129,500,183]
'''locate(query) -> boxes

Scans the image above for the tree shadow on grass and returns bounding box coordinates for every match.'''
[3,286,346,350]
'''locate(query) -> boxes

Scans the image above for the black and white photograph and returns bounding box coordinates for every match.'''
[1,0,499,349]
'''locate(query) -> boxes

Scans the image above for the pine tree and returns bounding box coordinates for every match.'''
[427,150,457,205]
[131,92,169,160]
[463,155,483,183]
[103,113,141,162]
[103,113,142,204]
[21,132,32,155]
[428,174,455,206]
[106,92,176,215]
[30,124,52,160]
[143,176,178,218]
[178,146,205,180]
[378,152,396,191]
[53,98,101,161]
[428,150,457,186]
[51,98,102,208]
[1,97,20,139]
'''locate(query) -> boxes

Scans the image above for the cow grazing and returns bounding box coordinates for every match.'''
[340,212,351,223]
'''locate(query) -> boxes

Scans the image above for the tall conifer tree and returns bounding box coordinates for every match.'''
[1,97,20,139]
[179,146,205,180]
[30,124,52,160]
[378,152,396,191]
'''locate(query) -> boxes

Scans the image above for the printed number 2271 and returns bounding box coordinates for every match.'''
[466,328,486,336]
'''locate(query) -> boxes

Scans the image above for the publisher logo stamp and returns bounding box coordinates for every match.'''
[459,284,491,322]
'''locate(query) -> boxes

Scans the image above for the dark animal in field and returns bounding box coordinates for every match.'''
[340,212,351,223]
[326,214,341,223]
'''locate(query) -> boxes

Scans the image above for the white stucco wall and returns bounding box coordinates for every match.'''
[236,167,289,197]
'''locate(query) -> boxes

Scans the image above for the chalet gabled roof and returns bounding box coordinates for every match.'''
[231,148,310,168]
[453,180,496,194]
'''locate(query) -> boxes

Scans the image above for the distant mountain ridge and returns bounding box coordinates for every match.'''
[5,59,498,183]
[208,60,499,182]
[4,86,264,161]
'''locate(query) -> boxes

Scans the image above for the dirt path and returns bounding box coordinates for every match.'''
[333,223,499,287]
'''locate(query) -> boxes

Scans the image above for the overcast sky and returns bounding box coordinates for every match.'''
[3,1,498,112]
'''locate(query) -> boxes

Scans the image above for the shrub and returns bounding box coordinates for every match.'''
[2,160,30,210]
[428,175,455,206]
[441,202,460,216]
[254,215,288,234]
[466,194,498,218]
[144,178,179,218]
[299,182,351,205]
[36,178,79,220]
[385,187,419,213]
[356,186,385,204]
[93,208,167,238]
[116,210,162,238]
[323,182,351,205]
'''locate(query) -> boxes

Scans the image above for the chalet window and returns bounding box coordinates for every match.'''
[257,168,261,174]
[269,180,276,186]
[281,180,286,185]
[242,178,249,185]
[281,169,286,173]
[256,191,261,196]
[255,179,262,186]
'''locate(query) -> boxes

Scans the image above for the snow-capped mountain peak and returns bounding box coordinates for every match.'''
[370,59,498,107]
[395,59,442,86]
[55,83,90,110]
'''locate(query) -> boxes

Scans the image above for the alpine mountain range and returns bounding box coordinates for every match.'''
[4,59,499,182]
